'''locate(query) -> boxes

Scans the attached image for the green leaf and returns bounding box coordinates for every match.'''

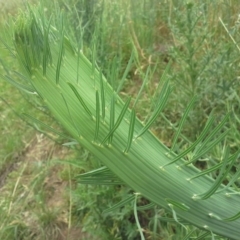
[22,113,71,140]
[134,193,145,240]
[101,97,131,145]
[94,90,100,141]
[117,51,134,94]
[135,81,170,139]
[184,131,229,166]
[189,152,237,181]
[78,166,124,185]
[1,74,36,94]
[108,94,115,144]
[61,93,80,136]
[56,12,64,84]
[171,96,196,151]
[195,232,211,240]
[199,148,239,200]
[102,194,135,214]
[163,114,228,167]
[124,109,136,153]
[137,202,155,211]
[168,202,187,230]
[67,82,93,118]
[165,198,190,211]
[132,65,151,109]
[224,212,240,222]
[99,70,105,120]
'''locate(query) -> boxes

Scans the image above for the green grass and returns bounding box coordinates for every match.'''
[0,4,78,240]
[1,0,240,239]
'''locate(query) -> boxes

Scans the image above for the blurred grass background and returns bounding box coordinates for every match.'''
[1,0,240,239]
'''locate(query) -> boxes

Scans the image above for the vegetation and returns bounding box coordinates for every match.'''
[1,1,240,239]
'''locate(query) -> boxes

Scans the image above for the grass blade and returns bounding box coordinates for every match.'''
[134,193,145,240]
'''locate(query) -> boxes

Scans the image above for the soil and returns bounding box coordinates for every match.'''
[0,133,95,240]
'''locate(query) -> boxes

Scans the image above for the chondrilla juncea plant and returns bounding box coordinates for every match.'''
[2,2,240,240]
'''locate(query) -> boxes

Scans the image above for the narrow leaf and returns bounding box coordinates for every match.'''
[124,109,136,153]
[163,114,228,167]
[184,131,229,166]
[224,212,240,222]
[192,115,230,157]
[76,43,81,84]
[67,82,93,118]
[109,94,115,143]
[171,96,196,151]
[56,12,64,84]
[151,60,172,106]
[218,167,240,193]
[200,148,239,199]
[43,18,52,76]
[137,202,155,211]
[99,69,105,120]
[195,232,211,240]
[117,51,134,94]
[133,65,151,109]
[2,74,36,94]
[101,97,131,145]
[136,81,170,139]
[134,194,145,240]
[79,166,109,177]
[168,203,187,230]
[78,166,123,185]
[94,90,100,141]
[182,229,196,240]
[165,198,190,211]
[103,195,135,214]
[61,93,80,136]
[189,152,237,180]
[22,113,71,139]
